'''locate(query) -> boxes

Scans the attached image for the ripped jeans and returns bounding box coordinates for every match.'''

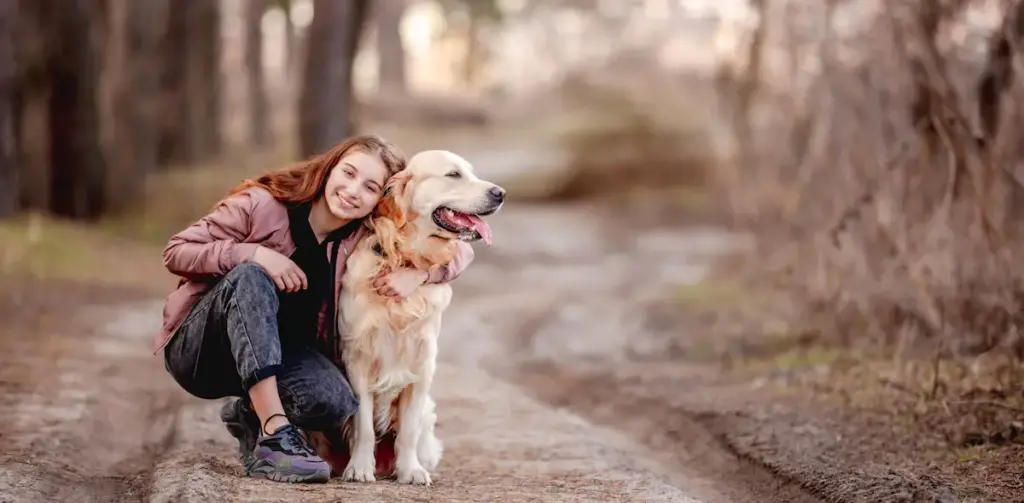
[163,263,358,432]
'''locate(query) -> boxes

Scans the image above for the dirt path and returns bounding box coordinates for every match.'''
[0,286,729,503]
[0,194,817,502]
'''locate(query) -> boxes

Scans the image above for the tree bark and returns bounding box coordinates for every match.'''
[14,0,54,212]
[298,0,368,158]
[188,0,221,160]
[158,0,187,165]
[283,2,296,74]
[98,0,167,212]
[246,0,270,147]
[159,0,221,165]
[48,0,107,220]
[374,0,407,95]
[462,15,480,86]
[0,0,17,218]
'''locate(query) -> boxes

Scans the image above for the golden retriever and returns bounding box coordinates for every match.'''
[318,150,504,485]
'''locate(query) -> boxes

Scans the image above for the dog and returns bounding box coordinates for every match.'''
[312,150,504,485]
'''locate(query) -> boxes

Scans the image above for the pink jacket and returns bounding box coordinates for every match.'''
[156,187,474,357]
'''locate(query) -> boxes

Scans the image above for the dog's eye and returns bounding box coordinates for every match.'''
[446,171,461,178]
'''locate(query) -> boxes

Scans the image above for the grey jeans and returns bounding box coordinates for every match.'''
[163,263,359,432]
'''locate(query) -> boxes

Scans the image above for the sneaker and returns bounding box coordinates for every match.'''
[219,398,260,466]
[245,423,331,483]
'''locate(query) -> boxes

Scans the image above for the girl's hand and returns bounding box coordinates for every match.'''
[252,246,307,292]
[373,268,428,299]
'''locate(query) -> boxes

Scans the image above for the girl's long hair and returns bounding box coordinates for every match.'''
[226,134,406,205]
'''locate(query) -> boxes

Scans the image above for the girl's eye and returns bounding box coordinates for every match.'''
[446,171,461,178]
[345,170,355,178]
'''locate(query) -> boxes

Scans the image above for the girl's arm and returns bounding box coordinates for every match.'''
[162,189,266,280]
[424,241,475,284]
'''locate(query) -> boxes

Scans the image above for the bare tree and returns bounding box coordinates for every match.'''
[298,0,368,158]
[0,0,16,218]
[976,0,1024,142]
[159,0,221,165]
[188,0,222,160]
[246,0,270,146]
[99,0,168,212]
[374,0,407,95]
[48,0,107,219]
[14,0,52,212]
[158,0,187,165]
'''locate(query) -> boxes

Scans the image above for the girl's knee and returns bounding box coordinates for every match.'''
[228,263,275,290]
[285,378,359,431]
[224,263,278,309]
[278,349,359,430]
[291,392,358,431]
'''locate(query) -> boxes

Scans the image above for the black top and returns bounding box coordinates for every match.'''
[277,202,361,354]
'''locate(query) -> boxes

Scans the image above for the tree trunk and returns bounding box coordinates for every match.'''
[158,0,187,165]
[374,0,407,95]
[246,0,270,147]
[298,0,368,158]
[159,0,221,165]
[14,0,53,212]
[48,0,106,220]
[462,16,479,86]
[98,0,168,213]
[187,0,221,160]
[0,0,17,218]
[283,3,296,74]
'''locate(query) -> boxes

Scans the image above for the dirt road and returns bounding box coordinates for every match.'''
[0,191,819,502]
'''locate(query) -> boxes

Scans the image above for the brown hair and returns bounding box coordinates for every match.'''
[226,134,406,204]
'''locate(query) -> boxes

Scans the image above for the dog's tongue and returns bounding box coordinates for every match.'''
[450,212,493,246]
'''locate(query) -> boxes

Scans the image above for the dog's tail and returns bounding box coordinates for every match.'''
[418,395,443,471]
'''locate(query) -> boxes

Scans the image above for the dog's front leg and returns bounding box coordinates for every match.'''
[341,366,377,482]
[395,364,435,485]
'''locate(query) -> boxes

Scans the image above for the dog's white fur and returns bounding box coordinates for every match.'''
[335,150,503,485]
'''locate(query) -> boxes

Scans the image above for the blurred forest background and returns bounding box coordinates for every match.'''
[4,0,1024,380]
[6,0,1024,498]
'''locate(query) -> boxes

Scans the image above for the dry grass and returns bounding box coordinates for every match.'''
[0,144,297,293]
[0,213,165,288]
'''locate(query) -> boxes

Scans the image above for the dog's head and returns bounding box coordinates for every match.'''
[374,150,505,246]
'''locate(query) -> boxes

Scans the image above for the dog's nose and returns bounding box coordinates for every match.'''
[488,186,506,203]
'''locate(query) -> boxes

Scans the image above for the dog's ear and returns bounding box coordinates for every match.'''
[376,172,412,228]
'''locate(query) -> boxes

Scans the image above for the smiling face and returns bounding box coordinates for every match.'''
[323,150,391,220]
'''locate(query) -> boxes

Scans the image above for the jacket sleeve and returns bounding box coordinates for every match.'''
[425,241,475,284]
[162,190,265,280]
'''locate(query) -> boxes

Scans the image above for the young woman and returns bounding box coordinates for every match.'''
[155,134,475,483]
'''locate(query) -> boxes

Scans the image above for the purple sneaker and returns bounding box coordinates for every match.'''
[245,423,331,483]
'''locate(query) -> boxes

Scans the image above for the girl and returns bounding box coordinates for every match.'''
[155,134,474,483]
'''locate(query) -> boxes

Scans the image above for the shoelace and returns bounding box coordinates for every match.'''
[282,426,317,457]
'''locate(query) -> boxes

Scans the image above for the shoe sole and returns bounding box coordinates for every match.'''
[246,462,331,483]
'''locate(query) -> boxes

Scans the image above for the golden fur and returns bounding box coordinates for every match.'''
[324,150,503,485]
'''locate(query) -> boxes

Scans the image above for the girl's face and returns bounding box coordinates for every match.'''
[323,151,390,220]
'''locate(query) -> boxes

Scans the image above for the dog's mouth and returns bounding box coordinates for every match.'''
[432,206,494,245]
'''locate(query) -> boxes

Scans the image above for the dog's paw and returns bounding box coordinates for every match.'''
[396,463,432,485]
[341,459,377,483]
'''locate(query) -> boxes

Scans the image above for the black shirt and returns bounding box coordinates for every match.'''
[277,202,361,352]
